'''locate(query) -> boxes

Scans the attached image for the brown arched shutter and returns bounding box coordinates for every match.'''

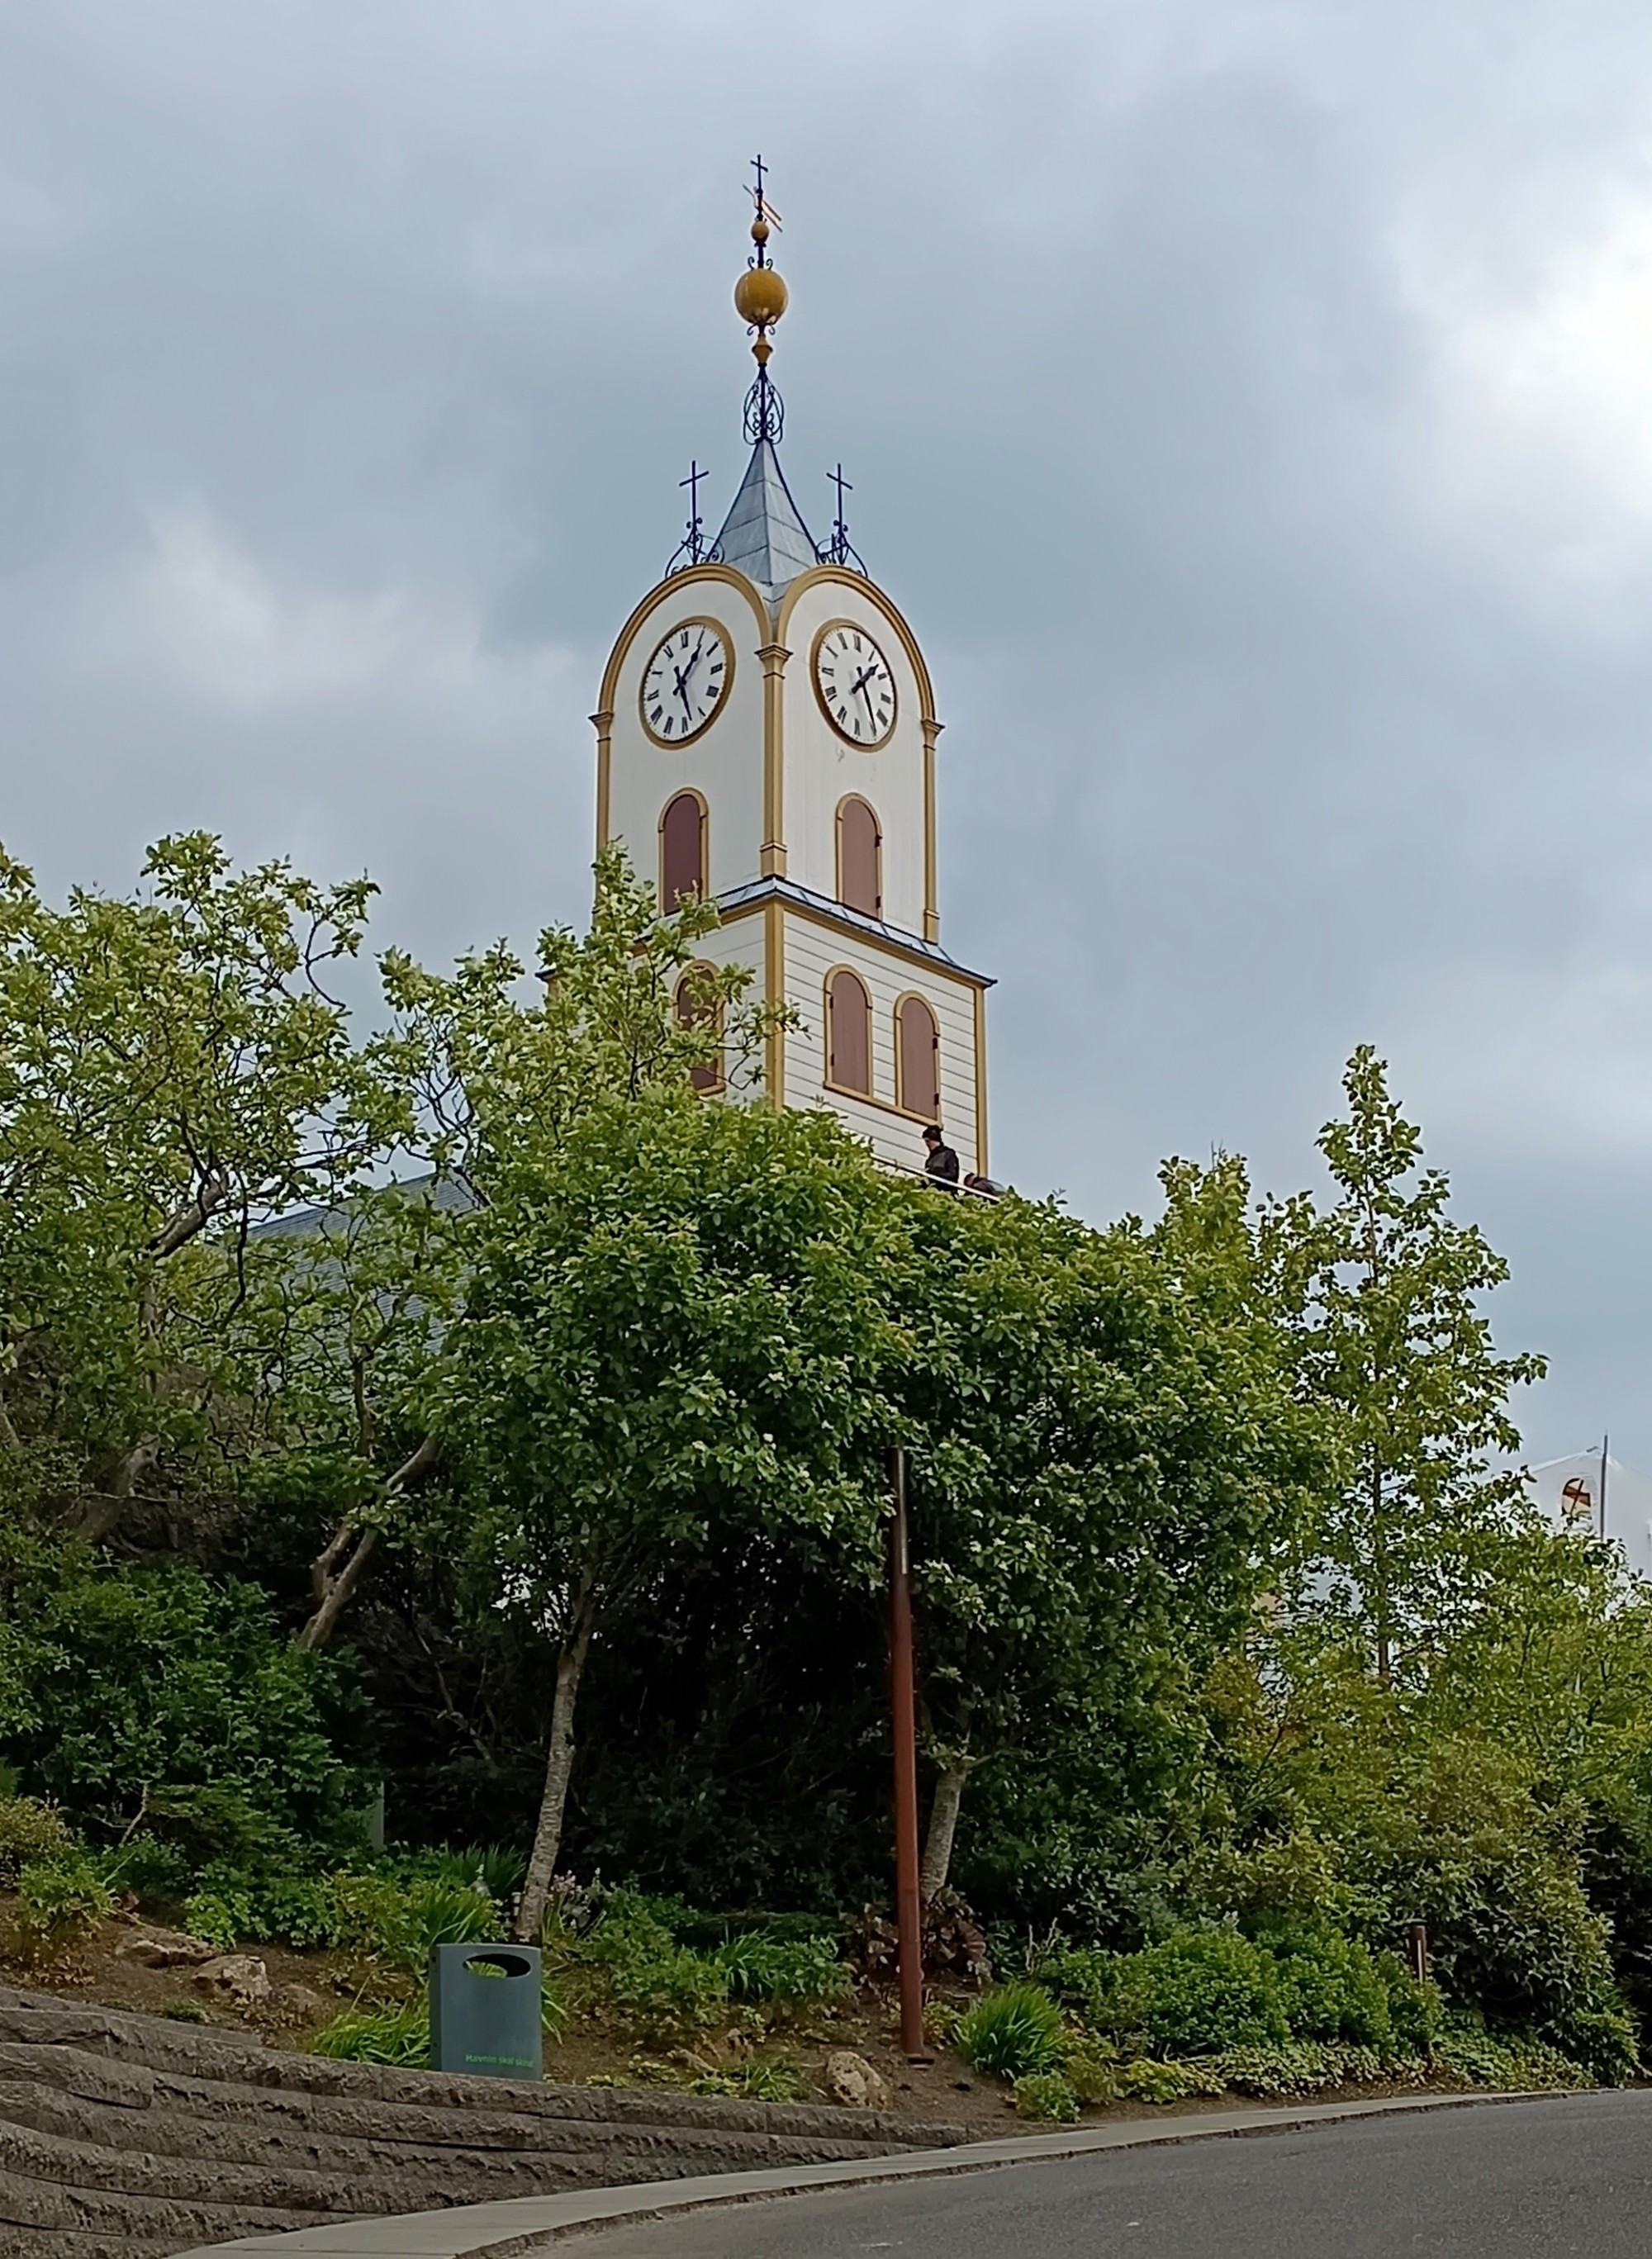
[896,994,940,1121]
[827,969,871,1095]
[660,792,706,910]
[837,796,882,918]
[675,964,724,1093]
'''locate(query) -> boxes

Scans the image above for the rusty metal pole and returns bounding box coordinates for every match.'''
[888,1446,927,2061]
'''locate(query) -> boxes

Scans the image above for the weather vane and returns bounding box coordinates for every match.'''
[734,154,788,444]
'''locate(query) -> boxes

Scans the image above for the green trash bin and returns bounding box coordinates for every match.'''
[429,1943,543,2080]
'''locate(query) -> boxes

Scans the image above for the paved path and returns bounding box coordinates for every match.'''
[553,2091,1652,2258]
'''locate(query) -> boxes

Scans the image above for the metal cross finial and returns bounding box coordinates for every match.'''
[666,458,710,575]
[823,462,866,573]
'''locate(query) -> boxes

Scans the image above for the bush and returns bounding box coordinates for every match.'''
[1208,2042,1401,2097]
[0,1548,375,1858]
[582,1892,730,2035]
[1115,2057,1224,2103]
[1058,2041,1120,2105]
[311,2002,430,2067]
[1014,2070,1080,2122]
[183,1886,251,1952]
[0,1796,74,1881]
[1432,2020,1591,2092]
[687,2060,803,2101]
[713,1931,851,2005]
[954,1985,1065,2080]
[1265,1927,1396,2047]
[16,1855,114,1955]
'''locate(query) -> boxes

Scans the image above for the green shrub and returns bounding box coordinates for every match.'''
[1265,1927,1395,2048]
[1432,2022,1590,2091]
[582,1890,729,2035]
[183,1886,253,1952]
[1115,2057,1224,2103]
[713,1931,851,2005]
[16,1856,114,1954]
[162,1998,207,2023]
[1058,2042,1119,2105]
[1014,2070,1080,2121]
[311,2002,430,2066]
[688,2059,802,2100]
[0,1550,374,1856]
[100,1834,192,1905]
[1133,1930,1289,2055]
[954,1985,1065,2080]
[0,1796,74,1881]
[1208,2042,1402,2097]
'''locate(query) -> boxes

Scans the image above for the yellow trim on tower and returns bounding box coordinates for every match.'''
[774,564,938,725]
[591,709,615,856]
[763,896,786,1109]
[921,719,941,942]
[596,563,770,717]
[973,985,989,1177]
[758,643,790,876]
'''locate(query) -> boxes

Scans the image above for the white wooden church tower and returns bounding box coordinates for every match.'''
[592,181,991,1179]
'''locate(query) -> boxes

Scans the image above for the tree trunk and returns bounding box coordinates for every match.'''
[297,1434,440,1649]
[514,1597,597,1943]
[920,1760,977,1902]
[77,1436,160,1541]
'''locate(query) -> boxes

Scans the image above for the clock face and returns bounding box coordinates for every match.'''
[639,619,732,746]
[813,621,897,748]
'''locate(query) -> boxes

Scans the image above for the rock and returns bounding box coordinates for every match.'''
[268,1981,331,2024]
[116,1929,216,1969]
[192,1954,271,2006]
[823,2048,889,2109]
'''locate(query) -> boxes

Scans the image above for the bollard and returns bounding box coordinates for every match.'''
[429,1944,544,2080]
[1407,1921,1430,1986]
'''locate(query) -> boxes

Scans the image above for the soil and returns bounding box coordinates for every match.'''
[0,1891,1478,2139]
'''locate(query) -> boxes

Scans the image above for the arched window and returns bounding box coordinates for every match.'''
[836,795,882,918]
[675,962,724,1093]
[895,994,940,1121]
[660,790,707,910]
[826,968,872,1096]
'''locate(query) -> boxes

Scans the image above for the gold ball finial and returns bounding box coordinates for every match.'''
[734,263,788,331]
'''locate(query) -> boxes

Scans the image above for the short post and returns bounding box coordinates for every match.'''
[888,1446,928,2062]
[1407,1921,1429,1986]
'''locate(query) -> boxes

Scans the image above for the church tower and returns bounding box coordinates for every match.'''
[592,174,991,1180]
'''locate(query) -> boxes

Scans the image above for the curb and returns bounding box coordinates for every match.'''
[173,2085,1568,2259]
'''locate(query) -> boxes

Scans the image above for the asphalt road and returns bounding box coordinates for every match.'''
[554,2094,1652,2258]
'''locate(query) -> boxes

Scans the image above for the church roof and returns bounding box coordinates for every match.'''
[710,438,820,604]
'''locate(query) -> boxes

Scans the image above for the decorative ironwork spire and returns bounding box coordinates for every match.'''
[733,154,788,444]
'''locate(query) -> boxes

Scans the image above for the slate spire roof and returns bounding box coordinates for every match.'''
[710,437,820,605]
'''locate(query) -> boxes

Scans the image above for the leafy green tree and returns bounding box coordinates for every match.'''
[894,1170,1319,1900]
[441,1093,909,1940]
[286,846,774,1648]
[1263,1046,1544,1680]
[0,833,397,1536]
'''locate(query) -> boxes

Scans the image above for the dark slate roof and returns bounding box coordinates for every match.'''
[710,439,820,603]
[717,876,995,988]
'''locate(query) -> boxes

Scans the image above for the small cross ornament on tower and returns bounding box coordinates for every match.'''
[666,458,710,574]
[824,463,866,572]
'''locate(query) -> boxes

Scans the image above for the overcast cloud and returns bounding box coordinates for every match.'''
[3,0,1652,1477]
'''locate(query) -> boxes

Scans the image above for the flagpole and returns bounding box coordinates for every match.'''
[1601,1434,1609,1543]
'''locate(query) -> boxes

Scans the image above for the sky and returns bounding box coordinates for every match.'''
[3,0,1652,1474]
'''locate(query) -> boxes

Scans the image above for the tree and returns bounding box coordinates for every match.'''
[1262,1046,1545,1682]
[0,834,398,1538]
[895,1163,1319,1901]
[275,843,772,1647]
[441,1094,909,1941]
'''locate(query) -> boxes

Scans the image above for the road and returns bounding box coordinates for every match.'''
[554,2093,1652,2258]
